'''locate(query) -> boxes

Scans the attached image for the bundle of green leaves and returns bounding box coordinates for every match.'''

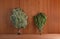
[34,13,47,31]
[10,8,28,29]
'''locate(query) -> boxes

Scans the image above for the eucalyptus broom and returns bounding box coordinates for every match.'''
[34,13,47,35]
[10,8,28,35]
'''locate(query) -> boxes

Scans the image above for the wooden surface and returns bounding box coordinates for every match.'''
[0,0,60,34]
[0,34,60,39]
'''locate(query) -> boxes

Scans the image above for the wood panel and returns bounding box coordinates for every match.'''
[0,0,60,34]
[0,34,60,39]
[19,0,60,34]
[0,0,19,34]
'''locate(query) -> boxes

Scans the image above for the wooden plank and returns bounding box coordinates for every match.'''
[0,34,60,39]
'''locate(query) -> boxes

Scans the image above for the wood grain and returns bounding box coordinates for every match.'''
[0,34,60,39]
[0,0,60,34]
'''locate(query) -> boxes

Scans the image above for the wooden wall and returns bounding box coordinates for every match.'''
[0,0,60,34]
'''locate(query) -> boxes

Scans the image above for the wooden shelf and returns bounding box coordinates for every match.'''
[0,34,60,39]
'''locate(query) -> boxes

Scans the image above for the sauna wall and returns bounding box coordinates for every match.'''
[0,0,60,34]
